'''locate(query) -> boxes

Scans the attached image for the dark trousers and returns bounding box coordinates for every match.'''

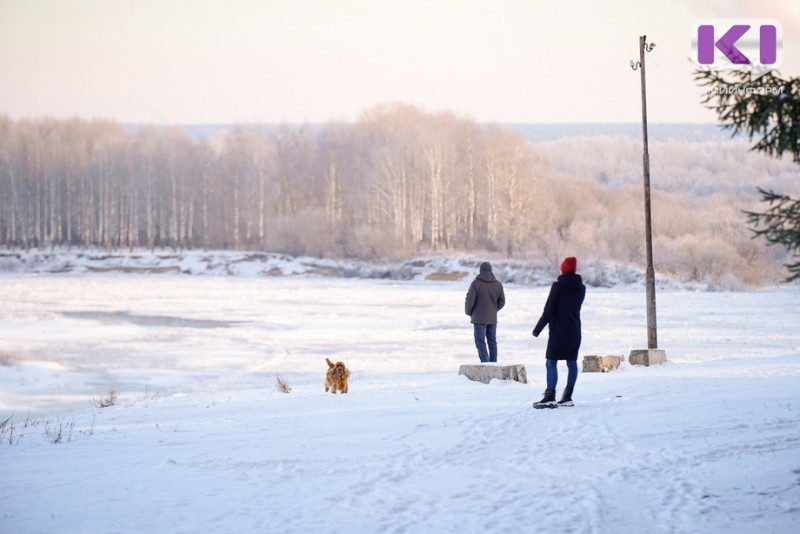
[473,323,497,363]
[546,358,578,390]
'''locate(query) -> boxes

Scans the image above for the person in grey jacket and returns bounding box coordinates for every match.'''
[465,262,506,363]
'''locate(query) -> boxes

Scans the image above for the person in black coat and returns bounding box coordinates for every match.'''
[465,262,505,362]
[532,257,586,408]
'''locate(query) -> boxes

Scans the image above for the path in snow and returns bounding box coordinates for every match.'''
[1,275,799,532]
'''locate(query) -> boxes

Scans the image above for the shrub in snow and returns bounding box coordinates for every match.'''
[275,375,292,394]
[92,386,119,409]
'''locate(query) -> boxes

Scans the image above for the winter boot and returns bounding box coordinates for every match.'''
[533,388,557,409]
[557,386,574,407]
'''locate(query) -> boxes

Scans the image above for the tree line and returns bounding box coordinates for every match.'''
[0,104,551,259]
[0,103,795,287]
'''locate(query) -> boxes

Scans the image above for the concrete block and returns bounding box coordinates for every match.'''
[582,354,624,373]
[629,349,667,366]
[458,363,527,384]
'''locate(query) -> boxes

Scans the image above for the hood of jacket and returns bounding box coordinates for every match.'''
[477,271,498,283]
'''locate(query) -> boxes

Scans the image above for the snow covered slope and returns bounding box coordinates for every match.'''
[1,274,798,533]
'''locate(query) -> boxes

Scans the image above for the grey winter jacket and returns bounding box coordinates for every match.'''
[464,272,505,324]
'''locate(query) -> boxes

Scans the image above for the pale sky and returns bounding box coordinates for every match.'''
[1,0,798,124]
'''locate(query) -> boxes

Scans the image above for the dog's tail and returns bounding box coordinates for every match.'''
[326,357,334,368]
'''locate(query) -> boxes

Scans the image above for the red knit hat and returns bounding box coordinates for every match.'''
[560,257,577,274]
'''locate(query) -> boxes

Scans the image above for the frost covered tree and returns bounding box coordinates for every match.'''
[0,105,795,286]
[695,69,800,281]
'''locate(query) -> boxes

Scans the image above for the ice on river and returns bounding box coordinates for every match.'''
[1,274,799,533]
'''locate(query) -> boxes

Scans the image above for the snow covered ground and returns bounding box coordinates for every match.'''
[0,248,696,289]
[1,272,799,533]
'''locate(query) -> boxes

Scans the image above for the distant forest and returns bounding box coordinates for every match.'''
[1,103,798,287]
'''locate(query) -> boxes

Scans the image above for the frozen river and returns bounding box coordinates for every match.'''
[1,273,798,416]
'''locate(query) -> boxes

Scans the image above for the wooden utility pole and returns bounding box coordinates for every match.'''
[631,35,658,350]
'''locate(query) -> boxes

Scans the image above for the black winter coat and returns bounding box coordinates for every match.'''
[465,272,505,325]
[532,273,586,360]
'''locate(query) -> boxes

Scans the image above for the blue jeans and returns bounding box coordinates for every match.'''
[473,323,497,363]
[546,359,578,390]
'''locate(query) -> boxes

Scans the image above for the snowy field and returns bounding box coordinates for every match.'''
[1,273,799,533]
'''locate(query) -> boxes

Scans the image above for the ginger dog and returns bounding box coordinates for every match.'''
[325,358,350,394]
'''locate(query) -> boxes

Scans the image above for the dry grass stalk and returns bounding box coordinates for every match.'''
[275,375,292,394]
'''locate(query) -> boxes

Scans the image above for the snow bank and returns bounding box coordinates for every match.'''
[0,249,695,289]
